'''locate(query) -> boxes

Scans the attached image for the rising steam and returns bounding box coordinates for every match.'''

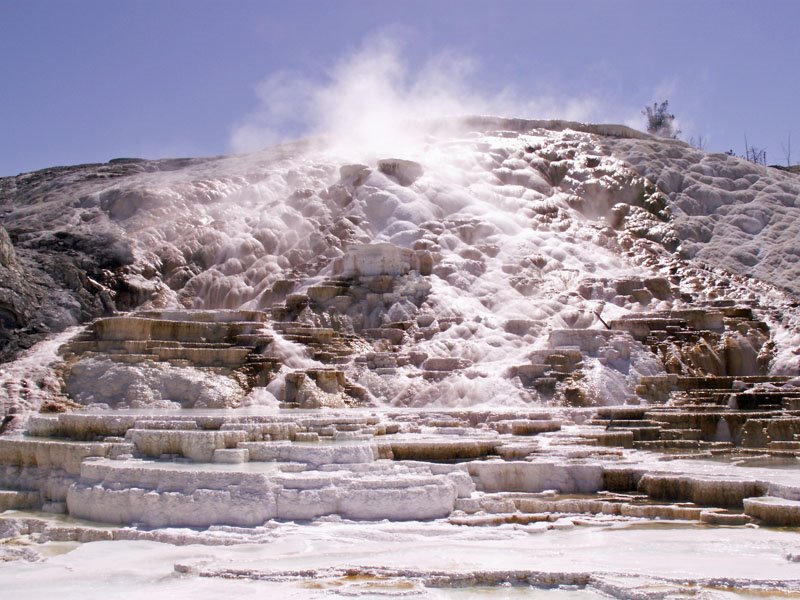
[230,32,635,159]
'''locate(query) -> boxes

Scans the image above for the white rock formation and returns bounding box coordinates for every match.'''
[1,116,800,597]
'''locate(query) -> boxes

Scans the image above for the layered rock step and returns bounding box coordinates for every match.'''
[60,309,281,387]
[56,308,377,410]
[636,374,797,406]
[267,242,432,351]
[612,303,772,382]
[0,410,558,527]
[0,413,560,526]
[3,408,800,530]
[449,492,754,527]
[552,299,800,453]
[0,407,550,518]
[66,458,466,526]
[262,242,482,385]
[512,328,635,404]
[586,381,800,454]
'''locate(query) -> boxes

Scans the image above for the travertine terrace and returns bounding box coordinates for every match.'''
[1,117,800,598]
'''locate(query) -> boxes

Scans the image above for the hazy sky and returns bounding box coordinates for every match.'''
[2,0,798,176]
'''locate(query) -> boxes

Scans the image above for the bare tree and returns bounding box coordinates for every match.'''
[781,134,792,168]
[744,135,767,166]
[642,100,680,139]
[688,135,706,150]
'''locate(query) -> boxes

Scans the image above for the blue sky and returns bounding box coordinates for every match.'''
[1,0,798,176]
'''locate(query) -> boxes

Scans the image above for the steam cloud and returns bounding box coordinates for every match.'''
[230,32,640,159]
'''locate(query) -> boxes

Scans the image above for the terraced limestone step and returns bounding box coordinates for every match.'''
[59,309,281,392]
[0,489,40,511]
[4,406,800,531]
[450,490,755,527]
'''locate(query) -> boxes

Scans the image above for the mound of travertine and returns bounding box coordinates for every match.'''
[1,118,800,577]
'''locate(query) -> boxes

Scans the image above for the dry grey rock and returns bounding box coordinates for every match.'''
[65,357,246,409]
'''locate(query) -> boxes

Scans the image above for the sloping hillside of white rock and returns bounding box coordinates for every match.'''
[1,117,800,598]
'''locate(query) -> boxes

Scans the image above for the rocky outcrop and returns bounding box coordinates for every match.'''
[0,225,41,359]
[0,219,137,361]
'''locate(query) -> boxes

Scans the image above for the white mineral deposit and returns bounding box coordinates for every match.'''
[2,115,800,599]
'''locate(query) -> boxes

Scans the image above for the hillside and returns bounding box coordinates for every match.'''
[0,117,798,412]
[2,117,800,597]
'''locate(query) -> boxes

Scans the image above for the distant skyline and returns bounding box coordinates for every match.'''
[1,0,799,176]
